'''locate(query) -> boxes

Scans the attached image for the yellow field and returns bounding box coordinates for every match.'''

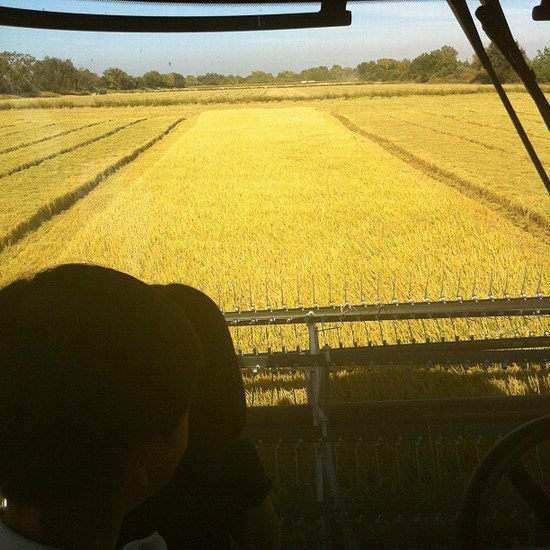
[0,84,548,402]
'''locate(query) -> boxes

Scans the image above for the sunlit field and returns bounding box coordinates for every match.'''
[1,83,548,404]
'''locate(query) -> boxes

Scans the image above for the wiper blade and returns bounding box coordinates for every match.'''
[476,0,550,132]
[447,0,550,195]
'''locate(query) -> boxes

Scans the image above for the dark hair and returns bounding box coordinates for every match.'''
[0,264,203,506]
[155,284,246,455]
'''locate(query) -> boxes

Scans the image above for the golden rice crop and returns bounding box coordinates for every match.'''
[242,364,550,406]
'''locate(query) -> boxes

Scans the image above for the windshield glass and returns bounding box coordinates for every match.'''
[1,0,549,545]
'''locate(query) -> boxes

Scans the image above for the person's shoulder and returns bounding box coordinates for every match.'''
[0,517,57,550]
[121,531,168,550]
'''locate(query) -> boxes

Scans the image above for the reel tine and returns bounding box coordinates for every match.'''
[520,266,528,298]
[296,276,302,308]
[424,270,431,303]
[265,276,272,310]
[249,277,254,311]
[233,280,239,312]
[536,265,543,298]
[344,275,349,307]
[504,269,510,299]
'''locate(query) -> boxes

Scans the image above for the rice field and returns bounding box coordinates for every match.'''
[0,83,548,404]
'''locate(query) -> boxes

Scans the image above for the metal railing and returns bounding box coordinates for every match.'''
[225,296,549,548]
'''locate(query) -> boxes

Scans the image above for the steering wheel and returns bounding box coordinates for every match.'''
[457,414,550,548]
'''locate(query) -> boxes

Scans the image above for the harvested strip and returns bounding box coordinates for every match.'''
[0,120,115,172]
[416,108,548,142]
[0,120,103,154]
[0,118,146,178]
[332,111,550,243]
[0,117,182,251]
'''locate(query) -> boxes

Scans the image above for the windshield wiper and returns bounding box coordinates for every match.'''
[448,0,550,195]
[476,0,550,132]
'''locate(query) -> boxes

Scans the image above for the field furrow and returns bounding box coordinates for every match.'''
[0,107,546,353]
[0,120,104,154]
[0,118,146,178]
[0,116,181,249]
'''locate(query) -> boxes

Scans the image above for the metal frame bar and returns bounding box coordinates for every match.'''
[225,297,549,326]
[0,5,351,32]
[239,336,549,368]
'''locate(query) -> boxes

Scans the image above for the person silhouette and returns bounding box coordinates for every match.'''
[0,264,203,550]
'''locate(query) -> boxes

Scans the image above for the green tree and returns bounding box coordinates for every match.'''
[142,70,164,88]
[276,70,299,83]
[0,51,37,95]
[102,67,134,90]
[34,57,80,94]
[472,41,528,83]
[532,47,550,83]
[299,66,330,82]
[197,73,226,86]
[246,71,275,84]
[357,59,409,82]
[75,68,100,92]
[410,45,459,82]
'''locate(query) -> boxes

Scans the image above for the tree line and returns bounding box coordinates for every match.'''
[1,44,548,96]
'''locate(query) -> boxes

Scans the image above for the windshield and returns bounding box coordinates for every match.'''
[0,1,549,543]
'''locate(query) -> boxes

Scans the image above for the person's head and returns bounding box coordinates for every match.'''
[0,264,203,512]
[155,284,246,456]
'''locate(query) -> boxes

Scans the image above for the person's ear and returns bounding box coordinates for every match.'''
[120,441,156,506]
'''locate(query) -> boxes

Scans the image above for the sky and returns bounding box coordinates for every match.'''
[0,1,547,77]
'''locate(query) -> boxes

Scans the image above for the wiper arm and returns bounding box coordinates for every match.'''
[476,0,550,132]
[447,0,550,195]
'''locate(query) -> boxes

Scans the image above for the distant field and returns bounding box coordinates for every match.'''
[1,82,547,110]
[0,84,548,402]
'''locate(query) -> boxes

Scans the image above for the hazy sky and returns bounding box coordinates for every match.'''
[0,1,547,76]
